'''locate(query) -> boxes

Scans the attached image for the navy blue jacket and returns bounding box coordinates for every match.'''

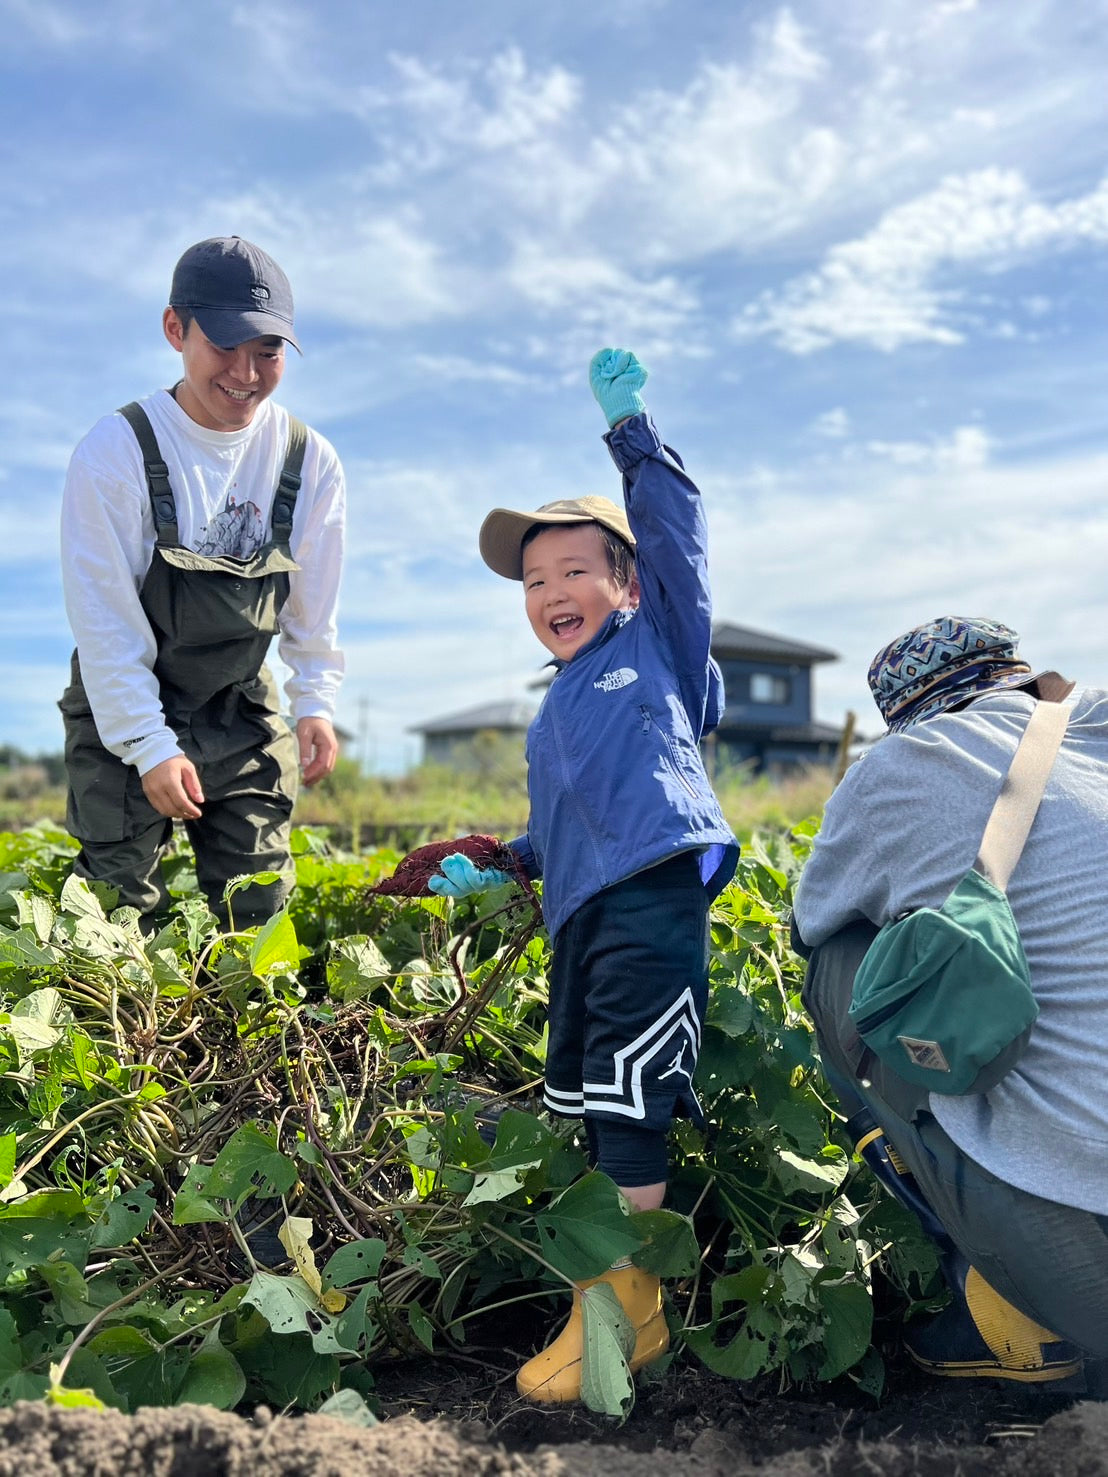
[512,413,738,940]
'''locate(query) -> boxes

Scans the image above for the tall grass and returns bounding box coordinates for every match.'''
[0,753,833,846]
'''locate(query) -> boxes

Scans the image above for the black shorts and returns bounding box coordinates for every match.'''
[543,851,710,1133]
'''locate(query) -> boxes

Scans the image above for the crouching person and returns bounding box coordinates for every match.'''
[792,616,1108,1390]
[428,349,738,1401]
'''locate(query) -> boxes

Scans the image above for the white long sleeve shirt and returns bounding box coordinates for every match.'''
[61,389,346,776]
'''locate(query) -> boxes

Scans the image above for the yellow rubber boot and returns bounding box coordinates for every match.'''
[905,1266,1083,1383]
[516,1263,670,1403]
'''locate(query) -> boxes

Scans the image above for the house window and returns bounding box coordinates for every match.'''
[750,673,790,704]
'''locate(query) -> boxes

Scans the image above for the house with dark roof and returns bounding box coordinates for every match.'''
[409,700,536,770]
[709,623,844,772]
[412,623,844,774]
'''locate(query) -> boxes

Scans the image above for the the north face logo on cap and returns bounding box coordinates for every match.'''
[251,284,270,303]
[897,1036,951,1073]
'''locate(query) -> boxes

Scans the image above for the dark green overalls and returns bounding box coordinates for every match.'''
[60,402,308,929]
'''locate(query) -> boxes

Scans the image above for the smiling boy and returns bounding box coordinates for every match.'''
[429,350,737,1402]
[59,236,346,929]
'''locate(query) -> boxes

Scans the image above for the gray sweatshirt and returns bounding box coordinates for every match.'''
[794,688,1108,1216]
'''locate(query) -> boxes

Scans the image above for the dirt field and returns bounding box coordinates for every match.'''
[0,1351,1104,1477]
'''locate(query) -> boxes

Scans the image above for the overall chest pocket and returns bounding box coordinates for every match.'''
[144,547,296,648]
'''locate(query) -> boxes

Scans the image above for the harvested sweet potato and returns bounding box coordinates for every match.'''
[368,833,533,898]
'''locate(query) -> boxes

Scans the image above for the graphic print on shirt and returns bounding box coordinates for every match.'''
[195,496,264,558]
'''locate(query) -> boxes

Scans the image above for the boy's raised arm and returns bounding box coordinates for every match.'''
[590,348,716,725]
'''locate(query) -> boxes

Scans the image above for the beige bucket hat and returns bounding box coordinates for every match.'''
[479,496,635,581]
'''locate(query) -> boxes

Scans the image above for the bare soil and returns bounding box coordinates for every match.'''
[0,1345,1104,1476]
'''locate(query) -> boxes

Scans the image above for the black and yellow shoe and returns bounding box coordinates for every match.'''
[904,1266,1084,1386]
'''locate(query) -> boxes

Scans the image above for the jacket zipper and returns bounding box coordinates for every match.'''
[640,704,698,800]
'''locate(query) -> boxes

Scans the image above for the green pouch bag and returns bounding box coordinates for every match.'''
[848,869,1037,1093]
[847,699,1070,1096]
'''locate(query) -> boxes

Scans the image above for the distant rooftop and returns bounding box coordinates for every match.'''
[410,700,536,736]
[711,623,838,665]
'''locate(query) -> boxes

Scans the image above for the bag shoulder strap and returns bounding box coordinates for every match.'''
[976,700,1070,891]
[118,401,180,546]
[271,415,308,542]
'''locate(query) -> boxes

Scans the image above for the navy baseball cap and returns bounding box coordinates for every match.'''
[169,236,301,352]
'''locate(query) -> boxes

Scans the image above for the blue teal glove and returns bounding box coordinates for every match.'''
[589,348,648,428]
[427,852,513,898]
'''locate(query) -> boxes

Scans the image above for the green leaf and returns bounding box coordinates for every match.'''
[326,935,393,1001]
[848,1345,885,1400]
[232,1331,338,1409]
[105,1344,190,1413]
[406,1302,435,1353]
[535,1173,642,1281]
[241,1271,320,1336]
[685,1299,778,1380]
[86,1326,158,1359]
[628,1210,699,1279]
[0,1134,16,1190]
[2,986,73,1059]
[316,1389,379,1427]
[0,926,58,970]
[69,1030,96,1090]
[683,1265,779,1379]
[176,1323,246,1410]
[59,873,107,920]
[707,984,755,1039]
[323,1238,387,1289]
[330,1284,378,1354]
[0,1219,90,1276]
[774,1147,848,1193]
[15,892,55,943]
[45,1380,109,1412]
[816,1281,873,1380]
[579,1280,635,1418]
[463,1167,534,1206]
[249,910,300,976]
[37,1261,95,1325]
[485,1108,559,1169]
[173,1124,297,1223]
[90,1185,156,1249]
[171,1167,225,1226]
[0,1307,23,1381]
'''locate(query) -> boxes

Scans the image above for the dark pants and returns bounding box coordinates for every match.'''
[65,687,297,930]
[544,853,710,1184]
[799,920,1108,1357]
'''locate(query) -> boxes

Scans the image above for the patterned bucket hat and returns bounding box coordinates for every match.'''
[869,617,1073,732]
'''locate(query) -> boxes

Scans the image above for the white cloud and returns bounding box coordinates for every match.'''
[866,425,990,470]
[2,0,93,44]
[703,441,1108,727]
[734,169,1108,353]
[811,407,850,438]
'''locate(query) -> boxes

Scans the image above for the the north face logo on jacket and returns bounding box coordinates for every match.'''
[594,667,638,693]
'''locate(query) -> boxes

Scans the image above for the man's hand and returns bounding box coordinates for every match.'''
[141,755,204,820]
[589,348,648,429]
[298,716,338,786]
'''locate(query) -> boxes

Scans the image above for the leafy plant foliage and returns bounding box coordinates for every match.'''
[0,822,937,1419]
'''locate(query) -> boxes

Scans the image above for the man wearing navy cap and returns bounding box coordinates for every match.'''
[792,616,1108,1394]
[59,236,346,929]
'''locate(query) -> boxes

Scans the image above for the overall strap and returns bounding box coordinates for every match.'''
[118,401,180,545]
[271,416,307,542]
[976,700,1070,892]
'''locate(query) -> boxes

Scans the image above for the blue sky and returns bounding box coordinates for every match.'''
[3,0,1107,771]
